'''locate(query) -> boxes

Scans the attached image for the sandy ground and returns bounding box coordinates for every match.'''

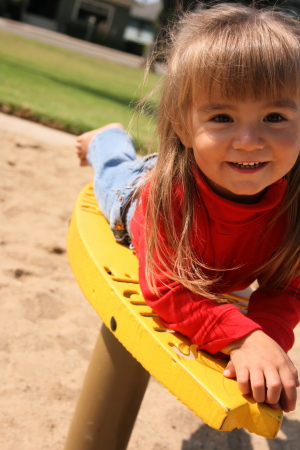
[1,112,300,450]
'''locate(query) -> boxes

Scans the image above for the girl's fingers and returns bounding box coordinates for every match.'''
[281,361,299,412]
[280,387,296,412]
[279,374,298,412]
[248,372,266,403]
[223,332,298,410]
[265,362,298,412]
[236,368,251,395]
[223,360,236,378]
[264,372,282,406]
[267,402,279,409]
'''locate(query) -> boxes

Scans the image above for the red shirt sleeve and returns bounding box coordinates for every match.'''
[141,278,262,355]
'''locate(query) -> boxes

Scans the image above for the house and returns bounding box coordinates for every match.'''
[20,0,161,54]
[21,0,136,51]
[123,1,162,55]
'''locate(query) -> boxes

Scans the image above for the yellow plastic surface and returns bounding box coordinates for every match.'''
[67,183,283,439]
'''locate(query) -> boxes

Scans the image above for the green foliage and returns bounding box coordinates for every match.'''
[0,30,160,152]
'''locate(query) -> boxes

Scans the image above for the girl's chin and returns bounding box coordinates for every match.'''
[212,184,266,204]
[203,175,267,203]
[226,191,266,204]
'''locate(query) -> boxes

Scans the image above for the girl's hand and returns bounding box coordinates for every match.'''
[221,330,299,412]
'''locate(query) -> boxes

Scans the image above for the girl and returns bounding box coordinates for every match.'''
[76,4,300,413]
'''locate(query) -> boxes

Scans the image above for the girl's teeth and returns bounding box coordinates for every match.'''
[233,162,264,169]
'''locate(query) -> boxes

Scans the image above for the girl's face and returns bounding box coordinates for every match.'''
[175,94,300,203]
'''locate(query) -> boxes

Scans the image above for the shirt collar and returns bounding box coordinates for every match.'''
[193,168,287,229]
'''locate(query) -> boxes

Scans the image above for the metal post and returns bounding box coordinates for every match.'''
[86,15,96,41]
[64,323,150,450]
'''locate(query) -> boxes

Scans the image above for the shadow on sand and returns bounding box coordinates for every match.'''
[181,417,300,450]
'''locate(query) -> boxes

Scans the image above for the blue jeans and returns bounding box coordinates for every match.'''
[87,127,157,245]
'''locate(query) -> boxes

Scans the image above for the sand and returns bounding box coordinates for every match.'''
[1,112,299,450]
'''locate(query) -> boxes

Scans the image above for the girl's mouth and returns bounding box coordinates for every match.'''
[231,161,265,169]
[228,161,267,170]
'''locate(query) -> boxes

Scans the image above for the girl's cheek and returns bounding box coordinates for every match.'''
[270,126,299,145]
[281,136,300,149]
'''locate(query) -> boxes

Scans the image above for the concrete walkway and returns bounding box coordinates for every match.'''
[0,17,144,68]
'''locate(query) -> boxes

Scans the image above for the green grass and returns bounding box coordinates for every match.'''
[0,30,160,151]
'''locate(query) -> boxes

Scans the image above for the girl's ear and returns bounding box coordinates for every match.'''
[172,122,193,148]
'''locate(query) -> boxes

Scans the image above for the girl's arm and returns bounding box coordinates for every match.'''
[133,231,300,412]
[138,258,300,410]
[131,192,300,411]
[139,274,262,355]
[225,278,300,412]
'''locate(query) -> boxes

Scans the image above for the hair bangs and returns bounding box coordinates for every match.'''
[180,12,300,105]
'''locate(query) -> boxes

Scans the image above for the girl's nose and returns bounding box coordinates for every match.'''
[232,125,265,151]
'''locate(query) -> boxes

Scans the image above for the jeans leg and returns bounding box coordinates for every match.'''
[87,127,157,244]
[87,128,137,222]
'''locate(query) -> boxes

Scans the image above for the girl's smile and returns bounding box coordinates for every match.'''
[228,161,267,170]
[175,97,300,203]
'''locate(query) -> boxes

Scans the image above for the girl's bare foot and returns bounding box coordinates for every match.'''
[75,123,124,166]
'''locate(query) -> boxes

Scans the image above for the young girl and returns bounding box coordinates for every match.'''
[76,4,300,414]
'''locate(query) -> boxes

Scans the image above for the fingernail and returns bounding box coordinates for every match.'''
[269,403,279,409]
[223,370,230,377]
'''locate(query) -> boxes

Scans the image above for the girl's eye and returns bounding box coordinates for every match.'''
[264,113,285,123]
[211,114,233,123]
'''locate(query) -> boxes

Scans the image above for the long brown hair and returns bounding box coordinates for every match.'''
[144,3,300,298]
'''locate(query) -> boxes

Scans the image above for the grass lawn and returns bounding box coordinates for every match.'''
[0,30,160,152]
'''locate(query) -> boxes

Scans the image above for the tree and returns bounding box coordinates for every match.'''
[159,0,196,33]
[147,0,300,69]
[149,0,196,63]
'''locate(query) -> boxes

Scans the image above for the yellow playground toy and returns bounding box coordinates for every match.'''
[65,183,283,450]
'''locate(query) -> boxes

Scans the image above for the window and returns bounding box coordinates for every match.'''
[72,0,114,31]
[26,0,60,19]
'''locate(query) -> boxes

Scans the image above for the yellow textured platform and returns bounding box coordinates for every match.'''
[67,183,283,439]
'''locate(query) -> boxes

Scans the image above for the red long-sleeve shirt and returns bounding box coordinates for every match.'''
[131,170,300,355]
